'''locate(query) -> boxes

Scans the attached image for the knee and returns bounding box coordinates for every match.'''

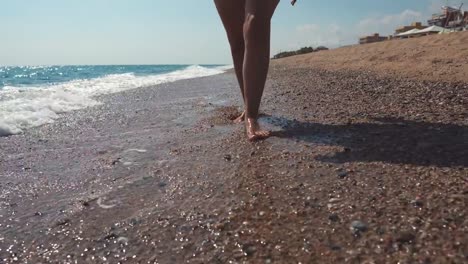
[228,35,245,55]
[243,14,266,42]
[243,14,257,36]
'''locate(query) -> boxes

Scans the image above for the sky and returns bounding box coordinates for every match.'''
[0,0,466,66]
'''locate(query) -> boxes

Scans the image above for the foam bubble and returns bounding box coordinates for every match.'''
[0,65,225,136]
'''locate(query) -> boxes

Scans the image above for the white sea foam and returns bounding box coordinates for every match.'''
[0,65,226,136]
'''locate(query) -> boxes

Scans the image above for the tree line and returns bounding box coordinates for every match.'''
[273,46,329,59]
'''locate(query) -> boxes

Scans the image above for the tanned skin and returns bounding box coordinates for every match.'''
[215,0,294,141]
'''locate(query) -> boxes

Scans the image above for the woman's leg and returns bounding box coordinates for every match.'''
[243,0,279,140]
[214,0,247,122]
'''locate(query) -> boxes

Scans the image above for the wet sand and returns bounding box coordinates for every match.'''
[0,65,467,263]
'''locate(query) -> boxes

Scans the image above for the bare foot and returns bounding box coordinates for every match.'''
[233,111,245,124]
[246,117,271,141]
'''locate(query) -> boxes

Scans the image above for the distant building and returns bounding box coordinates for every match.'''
[395,22,426,34]
[465,12,468,29]
[428,6,467,29]
[359,33,387,45]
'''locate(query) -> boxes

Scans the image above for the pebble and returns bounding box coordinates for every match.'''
[329,244,342,251]
[223,154,232,162]
[350,220,368,234]
[396,231,415,244]
[55,218,71,227]
[410,198,424,207]
[328,214,340,222]
[243,244,257,256]
[338,171,348,179]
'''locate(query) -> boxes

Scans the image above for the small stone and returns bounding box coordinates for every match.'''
[338,171,348,179]
[56,218,71,227]
[243,244,257,256]
[224,154,232,161]
[328,214,340,222]
[329,244,341,251]
[350,220,368,234]
[396,231,415,244]
[410,199,423,207]
[129,218,140,226]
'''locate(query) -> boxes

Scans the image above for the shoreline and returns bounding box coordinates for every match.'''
[0,65,467,263]
[0,65,229,137]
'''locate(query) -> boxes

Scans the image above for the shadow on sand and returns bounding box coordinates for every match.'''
[265,116,468,168]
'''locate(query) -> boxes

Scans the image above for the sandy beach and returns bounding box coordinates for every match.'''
[1,34,468,263]
[276,31,468,83]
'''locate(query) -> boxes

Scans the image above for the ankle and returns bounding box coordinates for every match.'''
[246,117,258,122]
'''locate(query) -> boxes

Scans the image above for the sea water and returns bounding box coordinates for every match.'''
[0,65,230,136]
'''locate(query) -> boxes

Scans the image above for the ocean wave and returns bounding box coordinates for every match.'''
[0,65,225,137]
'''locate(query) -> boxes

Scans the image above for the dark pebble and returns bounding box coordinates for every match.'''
[396,231,415,244]
[243,245,257,256]
[55,218,71,227]
[329,244,342,251]
[410,199,424,207]
[328,213,340,222]
[129,218,141,226]
[338,171,348,179]
[224,154,232,162]
[350,220,368,234]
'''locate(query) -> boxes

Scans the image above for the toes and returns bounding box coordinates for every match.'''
[248,130,271,141]
[233,112,245,124]
[234,117,244,123]
[258,131,271,137]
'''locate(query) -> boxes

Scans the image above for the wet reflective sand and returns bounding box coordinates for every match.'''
[1,67,467,263]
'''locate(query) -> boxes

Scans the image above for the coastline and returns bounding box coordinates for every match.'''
[1,63,467,263]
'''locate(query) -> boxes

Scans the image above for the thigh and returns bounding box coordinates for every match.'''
[214,0,246,41]
[245,0,280,21]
